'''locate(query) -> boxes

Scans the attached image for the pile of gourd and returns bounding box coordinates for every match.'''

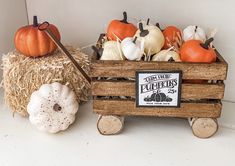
[95,12,217,63]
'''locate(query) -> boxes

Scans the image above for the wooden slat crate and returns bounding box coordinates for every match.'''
[91,37,228,138]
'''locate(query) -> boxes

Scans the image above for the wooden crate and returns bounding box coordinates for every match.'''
[91,37,228,138]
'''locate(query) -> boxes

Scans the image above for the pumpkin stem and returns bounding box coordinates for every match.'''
[139,23,149,37]
[133,37,137,44]
[33,16,38,27]
[147,18,150,25]
[168,57,175,62]
[195,26,198,32]
[155,23,161,30]
[121,11,128,23]
[200,38,214,49]
[53,103,62,112]
[156,23,162,31]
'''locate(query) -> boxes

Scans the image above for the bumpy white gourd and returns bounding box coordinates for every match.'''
[183,25,206,42]
[100,41,124,60]
[121,37,144,60]
[135,22,165,56]
[27,82,79,133]
[152,49,181,62]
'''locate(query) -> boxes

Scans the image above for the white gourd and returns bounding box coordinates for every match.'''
[100,41,124,60]
[152,49,181,62]
[183,25,206,42]
[27,82,79,133]
[121,37,144,60]
[135,22,165,56]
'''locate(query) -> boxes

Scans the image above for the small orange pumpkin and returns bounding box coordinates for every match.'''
[14,16,61,57]
[107,12,137,41]
[163,26,182,49]
[180,38,217,63]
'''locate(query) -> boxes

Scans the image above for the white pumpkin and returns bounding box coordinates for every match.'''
[27,82,79,133]
[152,49,181,62]
[183,25,206,42]
[100,41,124,60]
[135,22,165,56]
[121,37,144,60]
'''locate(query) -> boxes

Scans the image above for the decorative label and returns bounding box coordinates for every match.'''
[136,71,182,107]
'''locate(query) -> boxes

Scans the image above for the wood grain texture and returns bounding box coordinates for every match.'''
[97,115,124,135]
[189,118,218,138]
[93,99,222,118]
[92,81,225,100]
[90,60,228,80]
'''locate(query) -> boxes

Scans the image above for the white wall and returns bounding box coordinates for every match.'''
[26,0,234,102]
[0,0,28,54]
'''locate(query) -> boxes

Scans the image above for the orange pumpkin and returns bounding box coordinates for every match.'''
[14,16,61,57]
[180,38,217,63]
[107,12,137,41]
[163,26,182,49]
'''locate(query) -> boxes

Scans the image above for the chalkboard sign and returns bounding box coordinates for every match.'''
[136,71,182,107]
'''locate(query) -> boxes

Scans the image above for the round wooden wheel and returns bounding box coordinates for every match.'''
[189,118,218,138]
[97,115,124,135]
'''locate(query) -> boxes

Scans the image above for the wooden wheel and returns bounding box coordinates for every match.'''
[188,118,218,138]
[97,115,124,135]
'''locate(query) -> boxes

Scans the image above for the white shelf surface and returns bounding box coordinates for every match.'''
[1,89,235,166]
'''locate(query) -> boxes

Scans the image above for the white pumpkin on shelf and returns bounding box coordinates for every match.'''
[183,25,206,42]
[152,48,181,62]
[27,82,79,133]
[100,41,124,60]
[135,22,165,56]
[121,37,144,60]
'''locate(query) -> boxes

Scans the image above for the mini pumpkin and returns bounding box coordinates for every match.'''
[27,82,79,133]
[135,22,165,56]
[183,25,206,42]
[152,48,181,62]
[163,25,182,49]
[99,41,124,60]
[180,38,216,63]
[121,37,144,60]
[107,12,137,41]
[14,16,61,57]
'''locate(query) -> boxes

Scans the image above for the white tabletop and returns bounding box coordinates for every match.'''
[1,88,235,166]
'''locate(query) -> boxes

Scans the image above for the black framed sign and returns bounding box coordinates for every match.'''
[136,70,182,107]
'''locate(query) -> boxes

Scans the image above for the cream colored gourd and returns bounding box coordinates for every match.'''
[27,82,79,133]
[121,37,144,60]
[152,49,181,62]
[100,41,124,60]
[135,22,164,56]
[183,25,206,42]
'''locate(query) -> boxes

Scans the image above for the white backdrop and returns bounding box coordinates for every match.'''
[0,0,27,54]
[26,0,235,101]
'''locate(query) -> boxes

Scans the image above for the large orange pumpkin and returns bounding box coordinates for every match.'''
[180,38,217,63]
[107,12,137,41]
[14,16,61,57]
[163,26,182,49]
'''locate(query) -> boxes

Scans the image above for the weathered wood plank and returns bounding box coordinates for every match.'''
[93,99,222,118]
[92,81,225,100]
[91,60,227,80]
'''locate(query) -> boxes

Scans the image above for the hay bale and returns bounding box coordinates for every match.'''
[2,46,91,116]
